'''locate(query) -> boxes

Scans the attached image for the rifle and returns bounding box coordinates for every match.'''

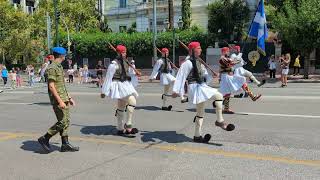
[107,42,142,76]
[177,39,218,77]
[156,47,179,70]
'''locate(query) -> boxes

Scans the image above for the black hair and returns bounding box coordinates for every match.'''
[53,52,64,59]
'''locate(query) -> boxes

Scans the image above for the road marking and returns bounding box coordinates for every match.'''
[0,102,32,105]
[1,101,319,119]
[3,91,320,100]
[238,112,320,119]
[0,131,319,167]
[0,132,19,141]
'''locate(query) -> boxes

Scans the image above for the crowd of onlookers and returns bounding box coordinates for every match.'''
[0,52,305,91]
[266,53,301,87]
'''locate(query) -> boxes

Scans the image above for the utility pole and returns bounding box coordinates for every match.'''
[153,0,157,63]
[53,0,59,46]
[168,0,174,30]
[46,12,51,54]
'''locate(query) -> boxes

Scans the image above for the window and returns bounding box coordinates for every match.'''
[83,58,89,66]
[119,26,127,32]
[13,0,20,4]
[103,58,110,68]
[119,0,126,8]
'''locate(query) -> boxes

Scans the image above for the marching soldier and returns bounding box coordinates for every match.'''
[38,47,79,153]
[172,42,235,143]
[101,45,139,136]
[219,47,262,114]
[149,48,177,111]
[231,45,266,87]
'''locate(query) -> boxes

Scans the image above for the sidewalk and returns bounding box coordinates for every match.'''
[138,71,320,84]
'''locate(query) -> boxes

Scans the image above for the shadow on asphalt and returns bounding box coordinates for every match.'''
[31,102,51,106]
[187,108,249,115]
[186,108,217,114]
[140,130,223,146]
[136,105,184,112]
[76,124,117,136]
[20,140,60,154]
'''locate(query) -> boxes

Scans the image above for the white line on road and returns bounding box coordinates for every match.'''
[2,91,320,100]
[238,112,320,119]
[0,101,319,119]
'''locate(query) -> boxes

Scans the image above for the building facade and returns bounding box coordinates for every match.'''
[8,0,39,14]
[104,0,259,32]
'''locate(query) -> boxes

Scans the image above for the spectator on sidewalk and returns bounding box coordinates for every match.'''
[1,66,8,86]
[9,70,17,89]
[27,65,35,87]
[16,67,22,87]
[268,55,277,79]
[67,68,75,83]
[83,65,89,83]
[40,58,49,83]
[95,60,105,87]
[293,54,301,76]
[280,53,291,87]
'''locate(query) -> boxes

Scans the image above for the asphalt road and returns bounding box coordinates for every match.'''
[0,81,320,180]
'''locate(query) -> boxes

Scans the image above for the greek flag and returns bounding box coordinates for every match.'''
[248,0,268,56]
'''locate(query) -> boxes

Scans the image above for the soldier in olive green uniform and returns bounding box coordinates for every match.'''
[38,47,79,153]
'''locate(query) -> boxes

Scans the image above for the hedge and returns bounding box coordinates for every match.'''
[60,30,210,58]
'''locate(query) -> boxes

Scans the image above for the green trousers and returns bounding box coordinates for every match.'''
[47,104,70,137]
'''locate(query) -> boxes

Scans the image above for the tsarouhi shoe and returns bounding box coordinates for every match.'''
[161,105,173,111]
[193,134,211,143]
[181,98,189,103]
[257,79,266,87]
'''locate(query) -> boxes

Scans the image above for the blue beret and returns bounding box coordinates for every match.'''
[52,47,67,55]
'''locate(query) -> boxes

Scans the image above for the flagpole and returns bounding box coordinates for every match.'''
[241,0,262,55]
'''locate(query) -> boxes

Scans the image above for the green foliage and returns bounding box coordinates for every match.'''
[271,0,320,78]
[207,0,250,42]
[272,0,320,55]
[127,22,137,34]
[60,30,208,58]
[0,0,103,65]
[35,0,100,33]
[0,0,43,64]
[181,0,191,30]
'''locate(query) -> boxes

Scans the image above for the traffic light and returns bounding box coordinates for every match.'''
[56,11,60,21]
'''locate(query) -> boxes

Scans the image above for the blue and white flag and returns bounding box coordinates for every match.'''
[248,0,268,56]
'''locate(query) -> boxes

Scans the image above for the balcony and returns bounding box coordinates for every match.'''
[107,5,138,16]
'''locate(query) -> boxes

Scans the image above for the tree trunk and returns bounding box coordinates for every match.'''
[168,0,174,30]
[303,52,310,79]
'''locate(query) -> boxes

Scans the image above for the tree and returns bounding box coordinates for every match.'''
[272,0,320,79]
[34,0,101,34]
[181,0,191,30]
[0,0,41,65]
[168,0,174,29]
[207,0,250,43]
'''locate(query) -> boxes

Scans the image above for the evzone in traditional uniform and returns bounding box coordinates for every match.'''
[129,60,139,87]
[101,45,139,136]
[219,47,262,114]
[172,42,235,143]
[231,45,266,87]
[149,48,186,111]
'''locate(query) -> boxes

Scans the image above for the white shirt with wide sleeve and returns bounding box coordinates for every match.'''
[173,58,219,105]
[101,60,138,99]
[149,58,176,85]
[128,64,139,87]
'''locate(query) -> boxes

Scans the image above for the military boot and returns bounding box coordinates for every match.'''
[61,136,79,152]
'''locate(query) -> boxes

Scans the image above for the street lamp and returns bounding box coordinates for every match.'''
[163,17,183,65]
[173,17,183,65]
[53,0,59,46]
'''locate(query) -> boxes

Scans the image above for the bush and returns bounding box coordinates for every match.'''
[60,30,209,58]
